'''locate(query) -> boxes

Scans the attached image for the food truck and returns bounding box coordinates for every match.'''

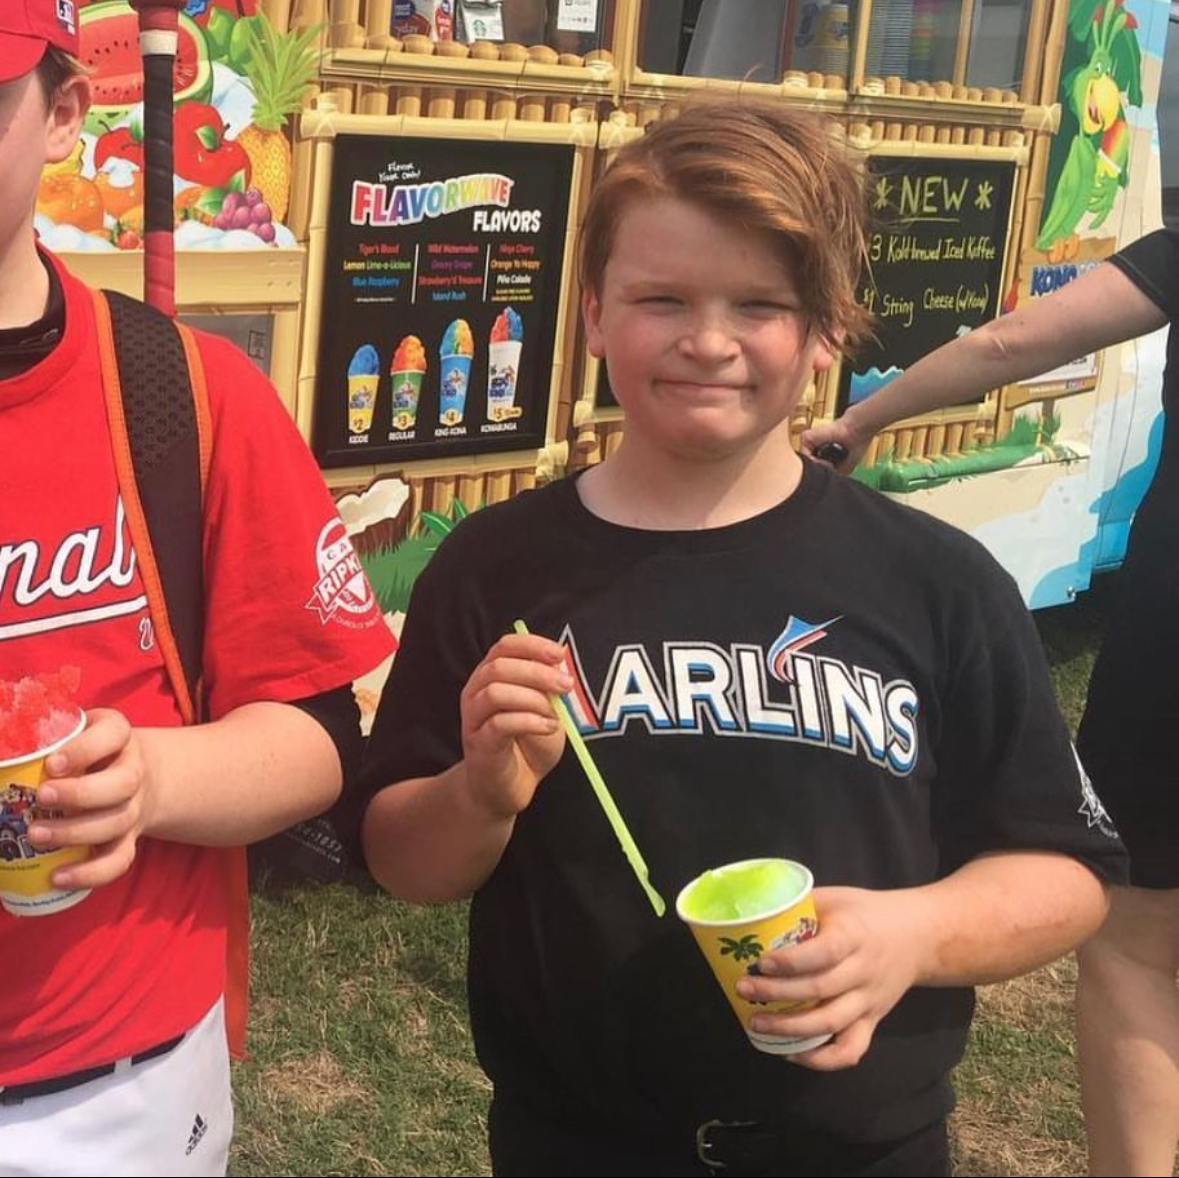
[47,0,1172,626]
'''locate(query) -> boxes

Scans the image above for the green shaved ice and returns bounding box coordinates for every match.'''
[678,859,806,923]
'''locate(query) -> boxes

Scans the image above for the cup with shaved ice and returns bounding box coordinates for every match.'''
[487,307,524,422]
[438,319,473,426]
[676,858,829,1055]
[390,335,427,432]
[0,669,89,917]
[347,344,381,437]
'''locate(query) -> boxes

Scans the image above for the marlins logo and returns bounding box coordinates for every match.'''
[556,615,920,776]
[768,615,842,683]
[1074,746,1118,838]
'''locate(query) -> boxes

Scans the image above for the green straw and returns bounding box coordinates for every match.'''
[513,620,666,917]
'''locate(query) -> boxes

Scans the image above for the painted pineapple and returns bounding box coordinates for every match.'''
[236,16,321,224]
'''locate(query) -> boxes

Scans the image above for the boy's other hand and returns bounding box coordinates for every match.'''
[460,633,572,821]
[799,418,864,473]
[733,886,927,1071]
[29,708,156,891]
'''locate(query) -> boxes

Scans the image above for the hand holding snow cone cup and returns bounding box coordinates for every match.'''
[0,671,90,916]
[677,858,831,1056]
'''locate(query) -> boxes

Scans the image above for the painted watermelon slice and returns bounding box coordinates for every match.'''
[81,1,213,135]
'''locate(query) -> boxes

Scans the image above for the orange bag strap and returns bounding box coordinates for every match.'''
[92,288,249,1060]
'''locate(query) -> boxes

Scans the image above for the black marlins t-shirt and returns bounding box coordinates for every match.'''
[363,460,1126,1145]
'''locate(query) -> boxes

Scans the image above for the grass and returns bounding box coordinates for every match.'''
[229,582,1113,1177]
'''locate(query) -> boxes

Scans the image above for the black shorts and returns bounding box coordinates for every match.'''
[488,1088,950,1178]
[1078,637,1179,889]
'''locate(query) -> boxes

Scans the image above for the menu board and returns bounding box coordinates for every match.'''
[838,155,1015,411]
[313,134,575,466]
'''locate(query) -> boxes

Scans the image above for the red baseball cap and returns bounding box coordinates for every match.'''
[0,1,81,85]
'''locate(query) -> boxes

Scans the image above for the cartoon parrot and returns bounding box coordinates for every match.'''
[1037,0,1141,253]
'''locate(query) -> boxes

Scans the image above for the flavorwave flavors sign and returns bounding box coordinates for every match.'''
[313,134,575,467]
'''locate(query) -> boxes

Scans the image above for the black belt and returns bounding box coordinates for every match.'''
[694,1117,950,1176]
[0,1033,185,1106]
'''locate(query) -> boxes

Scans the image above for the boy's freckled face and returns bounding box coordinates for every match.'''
[583,195,833,463]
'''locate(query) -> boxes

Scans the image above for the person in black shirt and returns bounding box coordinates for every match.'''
[362,100,1125,1177]
[804,230,1179,1177]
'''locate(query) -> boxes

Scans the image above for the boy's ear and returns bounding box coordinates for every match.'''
[44,74,90,166]
[811,328,842,374]
[582,288,606,359]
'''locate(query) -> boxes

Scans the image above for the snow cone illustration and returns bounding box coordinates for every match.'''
[389,335,427,432]
[487,307,524,422]
[438,319,473,426]
[347,343,381,437]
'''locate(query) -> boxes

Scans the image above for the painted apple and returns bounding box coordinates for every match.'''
[174,103,251,190]
[94,125,144,171]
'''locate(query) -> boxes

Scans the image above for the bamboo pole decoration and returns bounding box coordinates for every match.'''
[365,0,394,44]
[290,0,327,32]
[292,136,333,440]
[359,84,390,116]
[550,92,572,124]
[260,0,293,35]
[1020,0,1051,105]
[457,474,482,512]
[953,0,978,87]
[463,87,490,120]
[407,477,427,528]
[286,81,324,242]
[1038,0,1068,107]
[394,33,433,117]
[430,477,456,515]
[849,0,872,92]
[466,40,502,120]
[1023,132,1052,255]
[429,38,470,119]
[485,470,513,505]
[334,25,367,49]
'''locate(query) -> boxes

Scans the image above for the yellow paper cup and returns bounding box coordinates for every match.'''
[676,858,830,1055]
[347,374,379,435]
[0,711,90,917]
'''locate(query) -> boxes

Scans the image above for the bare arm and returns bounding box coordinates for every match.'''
[362,632,571,903]
[802,262,1169,470]
[30,702,344,889]
[736,850,1109,1070]
[362,763,518,903]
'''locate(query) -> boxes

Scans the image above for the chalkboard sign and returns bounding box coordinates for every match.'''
[838,155,1016,412]
[313,134,575,467]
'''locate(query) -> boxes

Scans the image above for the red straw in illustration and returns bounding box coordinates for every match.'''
[128,1,187,316]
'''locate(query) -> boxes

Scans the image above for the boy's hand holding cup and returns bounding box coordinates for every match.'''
[676,858,832,1056]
